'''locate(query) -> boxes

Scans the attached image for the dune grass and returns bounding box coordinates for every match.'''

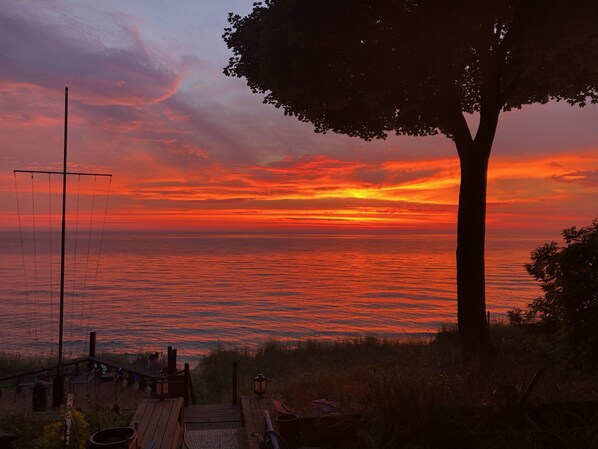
[0,352,56,378]
[195,336,435,407]
[194,323,598,448]
[2,324,597,448]
[194,324,557,408]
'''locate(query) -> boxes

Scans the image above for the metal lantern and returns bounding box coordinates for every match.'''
[156,376,168,400]
[253,373,267,396]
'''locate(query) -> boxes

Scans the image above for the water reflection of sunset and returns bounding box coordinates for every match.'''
[0,232,543,359]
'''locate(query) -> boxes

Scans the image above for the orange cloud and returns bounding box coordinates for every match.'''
[4,145,596,233]
[89,148,595,232]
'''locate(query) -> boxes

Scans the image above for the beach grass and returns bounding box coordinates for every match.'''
[0,353,53,375]
[194,323,598,448]
[2,323,597,448]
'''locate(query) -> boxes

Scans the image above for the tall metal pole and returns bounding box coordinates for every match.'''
[14,88,111,408]
[58,87,68,376]
[52,86,68,408]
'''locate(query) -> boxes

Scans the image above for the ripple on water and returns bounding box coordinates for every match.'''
[0,232,543,361]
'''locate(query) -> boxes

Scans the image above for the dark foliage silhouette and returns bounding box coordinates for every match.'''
[223,0,598,359]
[511,219,598,364]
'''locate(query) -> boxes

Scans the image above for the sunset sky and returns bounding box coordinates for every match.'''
[1,1,597,234]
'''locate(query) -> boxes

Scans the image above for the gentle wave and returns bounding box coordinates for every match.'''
[0,231,546,364]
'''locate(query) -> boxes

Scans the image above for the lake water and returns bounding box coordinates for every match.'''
[0,231,549,364]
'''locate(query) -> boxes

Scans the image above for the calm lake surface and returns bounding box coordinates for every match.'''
[0,231,549,363]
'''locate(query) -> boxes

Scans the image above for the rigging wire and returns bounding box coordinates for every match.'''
[82,176,112,354]
[48,173,55,354]
[13,169,112,360]
[78,175,98,357]
[30,173,40,342]
[67,174,82,358]
[14,173,34,340]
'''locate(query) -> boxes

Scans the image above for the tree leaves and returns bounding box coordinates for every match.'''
[223,0,598,141]
[520,219,598,364]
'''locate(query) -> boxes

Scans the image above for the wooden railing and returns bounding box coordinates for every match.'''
[0,333,196,407]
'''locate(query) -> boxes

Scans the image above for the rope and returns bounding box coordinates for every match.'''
[14,173,34,340]
[78,175,98,357]
[68,175,82,358]
[30,173,40,342]
[82,176,112,353]
[48,173,55,353]
[13,170,112,360]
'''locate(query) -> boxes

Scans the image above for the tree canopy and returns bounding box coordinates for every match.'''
[223,0,598,359]
[224,0,598,142]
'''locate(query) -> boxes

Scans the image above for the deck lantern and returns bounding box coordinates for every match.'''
[156,376,168,400]
[253,373,267,396]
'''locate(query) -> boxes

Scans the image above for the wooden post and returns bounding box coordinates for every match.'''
[183,363,191,407]
[88,331,97,371]
[167,346,173,373]
[232,361,238,405]
[487,310,491,327]
[172,349,177,373]
[89,332,96,358]
[63,393,74,447]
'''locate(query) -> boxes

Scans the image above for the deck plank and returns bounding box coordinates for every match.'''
[148,400,172,448]
[241,396,277,449]
[136,400,158,447]
[162,398,184,449]
[185,404,239,425]
[130,398,151,431]
[130,398,183,449]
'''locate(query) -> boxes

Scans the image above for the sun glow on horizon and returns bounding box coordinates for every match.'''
[5,147,595,234]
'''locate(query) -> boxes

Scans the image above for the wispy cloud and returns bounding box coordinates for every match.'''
[0,4,179,106]
[0,1,596,233]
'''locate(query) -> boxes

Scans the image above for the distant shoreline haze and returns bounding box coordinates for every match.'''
[0,231,545,363]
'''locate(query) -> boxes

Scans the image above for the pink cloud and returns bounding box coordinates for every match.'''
[0,6,179,107]
[552,170,598,187]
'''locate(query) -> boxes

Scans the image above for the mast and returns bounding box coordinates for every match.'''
[14,88,112,407]
[58,87,68,377]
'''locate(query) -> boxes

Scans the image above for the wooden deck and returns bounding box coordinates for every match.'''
[130,398,184,449]
[185,404,240,430]
[177,397,281,449]
[1,373,284,449]
[184,403,244,449]
[0,376,153,418]
[240,396,279,449]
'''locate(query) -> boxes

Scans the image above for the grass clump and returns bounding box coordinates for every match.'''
[0,353,55,377]
[195,336,433,410]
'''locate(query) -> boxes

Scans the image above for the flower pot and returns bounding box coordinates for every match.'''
[87,427,138,449]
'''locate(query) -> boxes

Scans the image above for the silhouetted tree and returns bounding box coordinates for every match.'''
[223,0,598,360]
[511,219,598,363]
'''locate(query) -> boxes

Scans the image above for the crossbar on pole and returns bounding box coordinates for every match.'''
[14,170,112,177]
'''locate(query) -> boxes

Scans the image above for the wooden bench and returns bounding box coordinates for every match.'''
[130,398,184,449]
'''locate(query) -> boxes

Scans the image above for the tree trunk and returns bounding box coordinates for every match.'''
[456,142,494,361]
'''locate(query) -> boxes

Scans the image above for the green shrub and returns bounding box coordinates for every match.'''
[510,218,598,365]
[34,409,88,449]
[85,407,127,434]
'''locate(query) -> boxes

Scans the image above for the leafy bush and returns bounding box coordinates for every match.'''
[85,406,127,434]
[510,219,598,363]
[34,409,89,449]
